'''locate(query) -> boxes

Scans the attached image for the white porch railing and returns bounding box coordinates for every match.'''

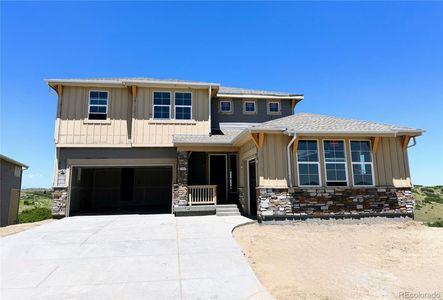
[188,185,217,206]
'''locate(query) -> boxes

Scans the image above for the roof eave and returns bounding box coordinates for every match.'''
[45,79,221,89]
[216,93,304,100]
[0,155,29,169]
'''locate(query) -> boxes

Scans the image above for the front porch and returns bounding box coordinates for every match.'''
[173,151,243,216]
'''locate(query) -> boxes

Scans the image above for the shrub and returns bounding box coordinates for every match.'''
[424,195,443,204]
[421,187,435,193]
[427,221,443,228]
[19,208,52,223]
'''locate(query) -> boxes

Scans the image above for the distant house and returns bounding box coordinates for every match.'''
[46,78,423,220]
[0,155,28,227]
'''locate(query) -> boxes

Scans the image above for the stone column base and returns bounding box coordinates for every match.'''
[52,187,68,218]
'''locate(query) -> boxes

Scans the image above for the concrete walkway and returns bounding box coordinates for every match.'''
[0,215,270,299]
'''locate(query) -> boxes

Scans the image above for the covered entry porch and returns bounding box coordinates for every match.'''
[173,149,244,216]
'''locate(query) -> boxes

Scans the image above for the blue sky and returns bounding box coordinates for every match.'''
[1,2,442,188]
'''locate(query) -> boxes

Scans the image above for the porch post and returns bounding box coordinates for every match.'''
[173,151,189,208]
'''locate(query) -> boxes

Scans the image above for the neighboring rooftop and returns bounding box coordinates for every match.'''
[250,113,424,136]
[0,155,29,169]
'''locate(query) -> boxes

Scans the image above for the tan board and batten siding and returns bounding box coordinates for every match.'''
[56,86,210,147]
[255,134,411,188]
[57,86,132,145]
[133,87,209,146]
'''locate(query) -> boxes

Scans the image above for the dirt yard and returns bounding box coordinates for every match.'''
[233,219,443,300]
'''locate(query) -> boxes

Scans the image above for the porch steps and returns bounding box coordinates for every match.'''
[216,204,242,216]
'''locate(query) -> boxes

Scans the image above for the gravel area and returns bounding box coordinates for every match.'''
[233,218,443,300]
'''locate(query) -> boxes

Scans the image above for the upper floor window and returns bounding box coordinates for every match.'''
[153,92,171,119]
[175,92,192,120]
[323,140,348,186]
[219,100,232,113]
[350,141,374,186]
[243,100,256,114]
[88,91,108,120]
[267,101,280,114]
[297,140,321,186]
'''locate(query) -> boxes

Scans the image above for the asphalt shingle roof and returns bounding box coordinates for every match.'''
[251,113,423,135]
[46,78,303,97]
[173,128,246,145]
[218,86,301,97]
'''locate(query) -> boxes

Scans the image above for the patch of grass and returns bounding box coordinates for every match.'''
[19,189,52,213]
[18,207,52,223]
[19,189,52,223]
[427,220,443,228]
[413,185,443,223]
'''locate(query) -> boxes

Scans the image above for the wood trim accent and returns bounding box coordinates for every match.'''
[402,135,410,149]
[371,136,380,154]
[292,136,300,154]
[258,133,265,147]
[56,85,63,96]
[251,133,259,147]
[291,99,297,110]
[130,85,137,97]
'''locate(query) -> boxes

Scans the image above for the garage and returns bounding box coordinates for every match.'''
[69,166,173,215]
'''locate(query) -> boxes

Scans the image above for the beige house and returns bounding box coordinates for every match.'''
[47,78,423,220]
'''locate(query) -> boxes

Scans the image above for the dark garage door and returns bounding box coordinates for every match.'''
[69,166,172,215]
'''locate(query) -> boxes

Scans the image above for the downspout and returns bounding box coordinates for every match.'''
[208,86,212,135]
[408,136,417,148]
[287,132,297,187]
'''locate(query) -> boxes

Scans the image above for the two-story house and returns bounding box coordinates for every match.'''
[47,78,423,221]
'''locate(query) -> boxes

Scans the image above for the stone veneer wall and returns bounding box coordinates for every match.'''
[258,187,415,221]
[52,187,68,218]
[173,151,189,208]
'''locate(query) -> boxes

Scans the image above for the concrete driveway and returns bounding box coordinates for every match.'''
[0,215,270,299]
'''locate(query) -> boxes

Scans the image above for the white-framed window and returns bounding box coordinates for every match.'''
[153,91,171,119]
[88,91,108,120]
[297,140,321,186]
[243,100,256,114]
[219,100,232,113]
[350,140,375,186]
[14,166,21,177]
[267,101,280,114]
[323,140,348,186]
[175,92,192,120]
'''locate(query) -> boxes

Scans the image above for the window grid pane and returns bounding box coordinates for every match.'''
[324,140,345,162]
[89,91,108,119]
[351,141,374,186]
[323,140,347,186]
[220,101,231,112]
[269,102,279,112]
[174,92,192,120]
[297,140,320,186]
[245,102,255,112]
